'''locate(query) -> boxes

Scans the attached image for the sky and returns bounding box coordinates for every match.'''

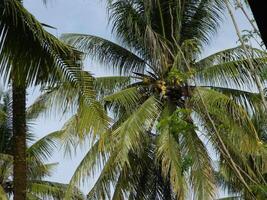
[23,0,257,197]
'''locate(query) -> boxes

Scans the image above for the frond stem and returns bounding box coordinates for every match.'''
[156,0,166,38]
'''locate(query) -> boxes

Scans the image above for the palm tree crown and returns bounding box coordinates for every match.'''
[0,1,96,199]
[59,0,267,199]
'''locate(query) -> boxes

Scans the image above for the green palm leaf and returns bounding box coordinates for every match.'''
[29,181,84,200]
[0,0,81,86]
[94,76,131,98]
[195,46,267,87]
[27,131,61,163]
[180,128,215,199]
[104,87,142,113]
[156,119,186,199]
[86,96,161,199]
[62,34,147,75]
[0,185,8,200]
[203,86,263,113]
[112,96,161,167]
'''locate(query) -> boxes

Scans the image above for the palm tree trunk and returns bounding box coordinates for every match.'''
[12,81,27,200]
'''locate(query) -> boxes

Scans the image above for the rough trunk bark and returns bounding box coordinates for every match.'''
[12,82,27,200]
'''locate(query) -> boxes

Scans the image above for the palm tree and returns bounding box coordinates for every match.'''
[0,0,99,199]
[60,0,267,199]
[0,89,85,200]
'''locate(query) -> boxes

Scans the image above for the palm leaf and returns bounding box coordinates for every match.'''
[29,181,84,200]
[0,185,8,200]
[104,87,142,114]
[191,87,259,149]
[64,140,105,199]
[61,34,147,75]
[27,162,58,181]
[56,101,109,157]
[179,0,225,46]
[112,96,161,167]
[27,131,61,163]
[86,153,118,200]
[199,86,264,114]
[1,1,103,126]
[156,125,186,199]
[94,76,131,98]
[111,168,129,200]
[195,46,267,87]
[87,96,161,199]
[180,128,216,199]
[0,0,81,86]
[216,197,241,200]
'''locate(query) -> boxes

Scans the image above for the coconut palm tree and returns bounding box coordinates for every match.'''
[0,89,85,200]
[0,0,103,199]
[60,0,267,199]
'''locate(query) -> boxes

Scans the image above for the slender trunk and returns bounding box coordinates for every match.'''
[13,1,27,199]
[12,81,27,200]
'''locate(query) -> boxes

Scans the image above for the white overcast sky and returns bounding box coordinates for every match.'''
[23,0,256,196]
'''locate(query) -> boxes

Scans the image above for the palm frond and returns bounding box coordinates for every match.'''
[197,45,267,67]
[27,131,61,163]
[0,185,8,200]
[26,99,47,122]
[179,0,225,46]
[56,101,109,157]
[195,46,267,87]
[215,197,241,200]
[191,87,259,151]
[106,0,151,60]
[87,96,161,199]
[107,0,225,50]
[64,140,105,199]
[181,128,216,199]
[104,87,142,114]
[0,0,82,86]
[111,170,128,200]
[94,76,131,99]
[112,96,161,168]
[27,74,93,118]
[0,153,12,161]
[29,181,84,200]
[26,193,42,200]
[191,88,265,194]
[61,34,147,75]
[27,162,58,181]
[156,126,186,199]
[0,1,107,129]
[202,86,263,114]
